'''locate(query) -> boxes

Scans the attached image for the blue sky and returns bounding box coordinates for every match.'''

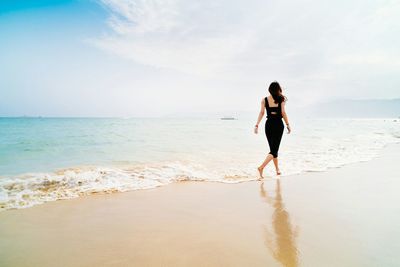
[0,0,72,13]
[0,0,399,117]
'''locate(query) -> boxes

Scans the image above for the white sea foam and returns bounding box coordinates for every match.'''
[0,162,258,210]
[0,118,399,211]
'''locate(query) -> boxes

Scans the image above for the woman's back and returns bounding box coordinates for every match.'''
[265,95,283,119]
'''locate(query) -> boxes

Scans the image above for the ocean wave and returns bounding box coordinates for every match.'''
[0,162,259,211]
[1,142,397,211]
[1,118,399,211]
[2,137,399,211]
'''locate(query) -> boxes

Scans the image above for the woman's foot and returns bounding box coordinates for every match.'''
[276,169,281,176]
[257,166,264,180]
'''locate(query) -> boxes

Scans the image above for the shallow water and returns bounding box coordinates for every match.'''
[0,117,399,210]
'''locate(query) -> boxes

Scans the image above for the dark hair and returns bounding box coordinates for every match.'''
[268,81,287,104]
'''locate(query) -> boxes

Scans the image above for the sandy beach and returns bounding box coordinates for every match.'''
[1,143,399,267]
[2,0,399,266]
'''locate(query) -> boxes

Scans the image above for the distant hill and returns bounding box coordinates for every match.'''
[304,98,400,118]
[159,98,400,119]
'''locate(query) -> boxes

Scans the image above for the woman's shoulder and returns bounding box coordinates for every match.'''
[280,96,287,106]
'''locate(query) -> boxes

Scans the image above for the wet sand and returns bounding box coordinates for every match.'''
[1,144,400,267]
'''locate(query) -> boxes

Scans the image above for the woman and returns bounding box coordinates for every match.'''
[254,81,291,178]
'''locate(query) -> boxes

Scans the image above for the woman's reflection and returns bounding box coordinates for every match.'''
[260,180,299,267]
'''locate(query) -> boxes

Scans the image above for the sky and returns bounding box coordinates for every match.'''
[0,0,399,117]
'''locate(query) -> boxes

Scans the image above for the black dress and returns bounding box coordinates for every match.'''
[264,97,284,158]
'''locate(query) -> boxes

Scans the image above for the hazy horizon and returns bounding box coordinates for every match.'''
[1,97,399,119]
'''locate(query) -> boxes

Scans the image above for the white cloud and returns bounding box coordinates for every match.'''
[103,0,180,34]
[92,0,400,109]
[94,0,260,76]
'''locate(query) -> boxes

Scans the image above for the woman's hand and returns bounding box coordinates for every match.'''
[254,125,259,134]
[286,124,291,134]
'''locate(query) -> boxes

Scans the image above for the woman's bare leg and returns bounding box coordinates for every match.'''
[272,158,281,175]
[258,154,274,179]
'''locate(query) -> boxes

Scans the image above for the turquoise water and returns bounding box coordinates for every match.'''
[0,117,251,175]
[0,117,399,210]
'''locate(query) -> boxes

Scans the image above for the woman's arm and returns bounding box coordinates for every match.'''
[281,100,291,133]
[254,98,265,134]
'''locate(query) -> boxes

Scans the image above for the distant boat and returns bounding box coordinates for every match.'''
[220,116,236,120]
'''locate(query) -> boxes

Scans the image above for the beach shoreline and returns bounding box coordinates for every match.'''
[1,117,398,211]
[1,143,400,266]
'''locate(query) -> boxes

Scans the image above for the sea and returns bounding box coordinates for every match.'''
[0,117,399,210]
